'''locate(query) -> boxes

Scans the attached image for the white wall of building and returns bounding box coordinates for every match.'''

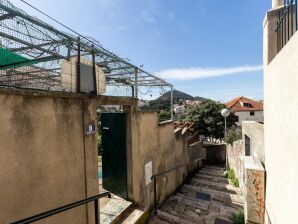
[235,111,264,126]
[264,14,298,224]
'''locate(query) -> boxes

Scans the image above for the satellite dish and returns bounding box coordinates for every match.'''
[221,109,230,118]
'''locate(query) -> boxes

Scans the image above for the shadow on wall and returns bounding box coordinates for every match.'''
[204,144,226,165]
[129,111,206,209]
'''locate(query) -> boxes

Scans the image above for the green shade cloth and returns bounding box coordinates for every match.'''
[0,47,35,69]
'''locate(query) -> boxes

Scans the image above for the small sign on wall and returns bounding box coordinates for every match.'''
[145,161,153,186]
[86,124,96,135]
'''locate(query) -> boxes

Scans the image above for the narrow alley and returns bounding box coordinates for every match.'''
[149,165,243,224]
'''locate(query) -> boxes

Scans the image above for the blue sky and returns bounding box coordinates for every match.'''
[11,0,271,102]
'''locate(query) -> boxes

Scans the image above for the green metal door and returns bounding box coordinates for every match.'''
[101,113,128,199]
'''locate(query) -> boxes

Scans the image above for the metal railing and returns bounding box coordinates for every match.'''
[276,0,298,52]
[151,163,188,214]
[188,130,200,145]
[11,192,111,224]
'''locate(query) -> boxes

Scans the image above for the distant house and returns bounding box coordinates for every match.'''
[225,96,264,126]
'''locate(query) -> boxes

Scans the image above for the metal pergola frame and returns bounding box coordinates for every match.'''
[0,0,174,119]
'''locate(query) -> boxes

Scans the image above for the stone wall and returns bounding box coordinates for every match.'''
[204,144,226,165]
[187,141,206,173]
[128,111,205,208]
[0,90,99,224]
[227,140,244,188]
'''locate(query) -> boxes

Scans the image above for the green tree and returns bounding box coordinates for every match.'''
[185,100,237,139]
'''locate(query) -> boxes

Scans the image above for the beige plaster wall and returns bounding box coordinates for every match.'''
[264,31,298,224]
[0,93,99,224]
[242,121,265,164]
[129,112,205,208]
[235,111,264,126]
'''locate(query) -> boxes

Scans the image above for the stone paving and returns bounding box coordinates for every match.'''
[149,165,243,224]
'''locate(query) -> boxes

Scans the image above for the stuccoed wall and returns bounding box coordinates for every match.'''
[235,111,264,126]
[0,91,99,224]
[242,121,265,164]
[264,24,298,224]
[129,112,205,208]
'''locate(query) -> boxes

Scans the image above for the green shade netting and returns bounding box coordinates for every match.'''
[0,47,36,69]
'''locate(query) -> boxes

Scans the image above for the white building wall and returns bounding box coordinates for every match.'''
[263,29,298,224]
[235,111,264,126]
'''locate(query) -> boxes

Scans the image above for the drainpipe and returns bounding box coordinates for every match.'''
[272,0,283,9]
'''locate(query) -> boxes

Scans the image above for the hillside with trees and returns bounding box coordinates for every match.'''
[141,90,207,111]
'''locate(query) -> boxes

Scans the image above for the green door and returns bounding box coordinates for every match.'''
[101,113,128,199]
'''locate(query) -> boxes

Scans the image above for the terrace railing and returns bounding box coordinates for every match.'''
[276,0,298,52]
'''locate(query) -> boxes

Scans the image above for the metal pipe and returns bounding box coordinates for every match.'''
[134,68,138,99]
[94,199,99,224]
[11,192,111,224]
[92,45,97,95]
[77,37,81,93]
[170,86,174,120]
[153,177,157,215]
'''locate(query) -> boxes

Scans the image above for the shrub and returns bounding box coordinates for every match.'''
[224,126,242,145]
[232,209,244,224]
[227,169,239,187]
[158,110,171,121]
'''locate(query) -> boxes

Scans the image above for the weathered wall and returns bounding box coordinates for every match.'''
[129,112,205,208]
[244,156,265,224]
[205,144,226,165]
[235,111,264,126]
[227,140,244,188]
[0,92,99,224]
[242,121,265,164]
[263,21,298,224]
[187,141,205,173]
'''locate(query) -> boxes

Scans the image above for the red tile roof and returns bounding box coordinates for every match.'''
[225,96,263,112]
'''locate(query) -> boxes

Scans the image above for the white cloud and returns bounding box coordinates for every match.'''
[159,65,263,80]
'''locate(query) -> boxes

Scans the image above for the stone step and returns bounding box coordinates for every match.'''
[149,216,171,224]
[179,185,243,209]
[195,173,229,184]
[200,168,226,176]
[121,207,148,224]
[184,184,237,198]
[159,195,210,223]
[190,179,242,196]
[204,165,226,171]
[173,193,239,217]
[100,195,133,224]
[198,170,226,178]
[155,210,193,224]
[190,177,240,193]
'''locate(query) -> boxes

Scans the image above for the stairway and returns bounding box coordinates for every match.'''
[149,165,243,224]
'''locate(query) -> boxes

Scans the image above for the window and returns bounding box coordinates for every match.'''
[243,102,252,108]
[245,135,251,156]
[250,111,255,116]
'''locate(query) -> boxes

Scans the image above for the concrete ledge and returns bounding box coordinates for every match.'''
[0,88,138,105]
[158,120,173,126]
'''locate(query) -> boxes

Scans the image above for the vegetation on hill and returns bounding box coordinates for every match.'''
[140,90,206,112]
